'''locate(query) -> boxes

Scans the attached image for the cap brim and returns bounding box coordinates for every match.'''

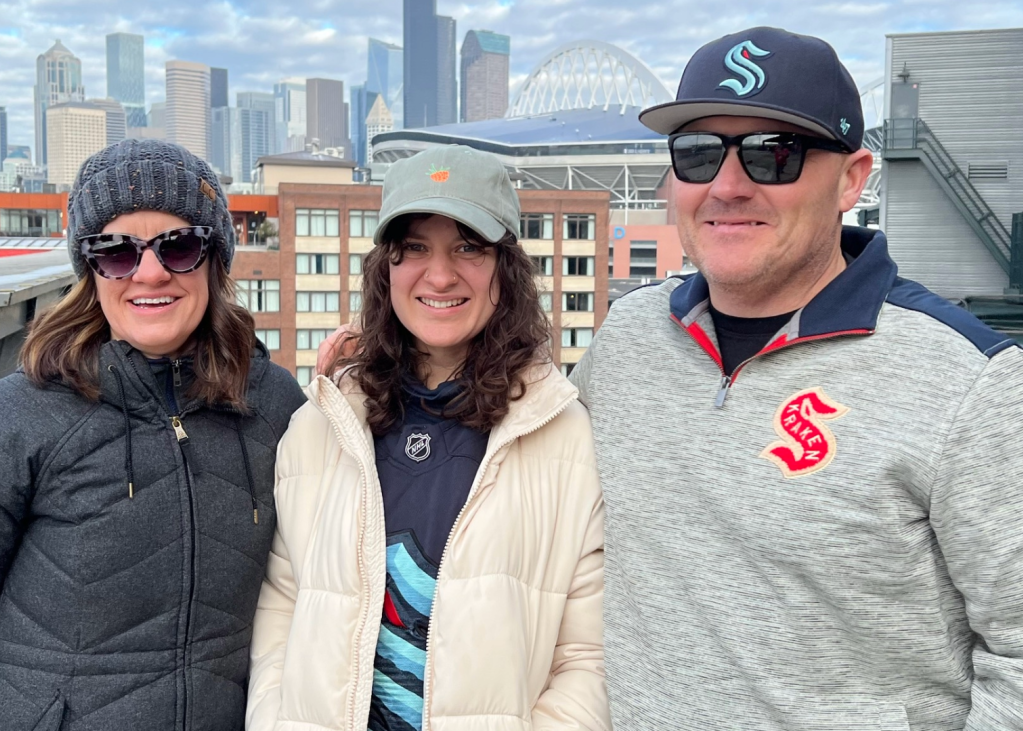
[373,196,509,245]
[639,99,837,141]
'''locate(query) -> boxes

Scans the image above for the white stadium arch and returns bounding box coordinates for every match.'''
[509,40,674,117]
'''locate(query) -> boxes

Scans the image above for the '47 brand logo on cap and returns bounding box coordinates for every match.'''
[719,41,772,97]
[760,387,848,478]
[405,433,431,462]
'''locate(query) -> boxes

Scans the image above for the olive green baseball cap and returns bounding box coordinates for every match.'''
[374,145,520,245]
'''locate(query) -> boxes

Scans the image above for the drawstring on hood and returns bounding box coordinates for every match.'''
[236,417,259,524]
[108,364,136,499]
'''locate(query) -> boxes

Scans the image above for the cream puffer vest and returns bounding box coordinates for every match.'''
[247,366,610,731]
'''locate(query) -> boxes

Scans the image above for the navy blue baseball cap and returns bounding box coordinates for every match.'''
[639,27,863,151]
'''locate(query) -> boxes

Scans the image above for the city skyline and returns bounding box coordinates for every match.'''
[3,0,1023,156]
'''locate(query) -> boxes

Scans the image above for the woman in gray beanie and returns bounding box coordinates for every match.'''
[0,139,305,731]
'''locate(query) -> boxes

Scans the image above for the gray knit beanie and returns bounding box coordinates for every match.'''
[67,139,235,278]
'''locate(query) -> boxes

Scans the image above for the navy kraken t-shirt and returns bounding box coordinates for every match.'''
[367,378,489,731]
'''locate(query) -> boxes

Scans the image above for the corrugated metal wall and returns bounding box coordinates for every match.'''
[886,160,1008,298]
[881,29,1023,297]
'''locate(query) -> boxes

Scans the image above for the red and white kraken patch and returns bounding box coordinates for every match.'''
[760,387,849,478]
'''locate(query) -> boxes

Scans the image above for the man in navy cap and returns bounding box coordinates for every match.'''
[572,26,1023,729]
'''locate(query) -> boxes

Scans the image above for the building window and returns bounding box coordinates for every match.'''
[236,279,280,312]
[350,210,379,238]
[296,253,340,275]
[560,363,576,376]
[297,329,333,350]
[629,240,657,278]
[349,292,363,312]
[561,327,594,348]
[296,366,314,387]
[563,256,595,276]
[296,208,339,237]
[531,256,554,276]
[562,292,594,312]
[608,242,615,276]
[519,213,554,240]
[349,253,363,274]
[296,292,341,312]
[254,329,280,351]
[564,214,596,240]
[0,209,62,237]
[539,293,553,312]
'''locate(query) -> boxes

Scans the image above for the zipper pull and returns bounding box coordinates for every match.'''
[170,416,189,444]
[172,359,183,388]
[714,375,731,408]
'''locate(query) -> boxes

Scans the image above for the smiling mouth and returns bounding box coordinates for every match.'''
[418,297,467,309]
[130,296,179,309]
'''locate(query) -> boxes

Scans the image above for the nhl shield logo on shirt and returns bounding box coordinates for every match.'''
[405,433,431,462]
[760,387,849,478]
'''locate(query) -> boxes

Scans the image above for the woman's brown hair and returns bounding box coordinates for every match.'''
[332,213,551,435]
[21,253,256,410]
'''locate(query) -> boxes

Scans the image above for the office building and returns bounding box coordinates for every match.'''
[368,38,403,130]
[87,98,127,145]
[306,78,348,153]
[403,1,456,128]
[274,79,306,153]
[461,31,510,122]
[46,102,106,189]
[364,95,394,164]
[148,101,166,129]
[34,40,85,167]
[210,106,237,178]
[106,33,146,127]
[350,84,373,167]
[0,107,7,166]
[210,68,229,109]
[238,92,275,181]
[436,15,457,125]
[166,60,211,158]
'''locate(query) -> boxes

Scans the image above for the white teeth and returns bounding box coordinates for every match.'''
[420,297,466,309]
[132,297,175,305]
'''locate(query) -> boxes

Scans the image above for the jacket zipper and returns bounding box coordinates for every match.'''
[674,318,872,408]
[170,414,197,730]
[420,394,575,731]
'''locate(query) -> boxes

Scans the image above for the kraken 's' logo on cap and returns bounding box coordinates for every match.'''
[719,41,772,97]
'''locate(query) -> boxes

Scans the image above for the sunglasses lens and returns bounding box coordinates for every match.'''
[671,134,726,183]
[158,232,206,272]
[741,133,805,183]
[90,240,140,278]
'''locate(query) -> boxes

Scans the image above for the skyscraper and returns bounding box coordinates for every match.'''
[238,90,276,157]
[273,79,306,153]
[368,38,403,128]
[166,60,210,158]
[403,0,455,128]
[0,107,7,166]
[460,31,510,122]
[436,15,457,126]
[237,106,272,183]
[106,33,146,127]
[46,102,106,189]
[364,94,394,164]
[210,68,229,109]
[306,78,348,153]
[34,39,85,167]
[87,98,128,145]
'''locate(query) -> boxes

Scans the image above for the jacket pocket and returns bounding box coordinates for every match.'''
[31,691,66,731]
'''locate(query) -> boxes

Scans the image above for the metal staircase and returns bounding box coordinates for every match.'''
[883,118,1012,275]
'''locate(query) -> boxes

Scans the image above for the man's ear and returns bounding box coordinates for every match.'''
[838,148,874,213]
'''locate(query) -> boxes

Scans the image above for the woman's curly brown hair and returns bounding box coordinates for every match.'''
[331,213,551,435]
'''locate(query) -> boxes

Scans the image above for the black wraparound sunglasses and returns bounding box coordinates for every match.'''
[79,226,212,279]
[668,131,849,185]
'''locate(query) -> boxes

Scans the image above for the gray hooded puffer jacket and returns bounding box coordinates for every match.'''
[0,340,305,731]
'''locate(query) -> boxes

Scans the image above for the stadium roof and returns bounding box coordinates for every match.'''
[373,106,664,152]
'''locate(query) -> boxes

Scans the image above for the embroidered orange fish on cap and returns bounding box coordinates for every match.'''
[761,387,849,478]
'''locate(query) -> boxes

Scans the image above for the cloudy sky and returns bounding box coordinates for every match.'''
[3,0,1022,156]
